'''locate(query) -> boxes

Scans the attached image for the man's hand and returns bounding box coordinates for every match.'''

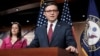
[65,46,78,53]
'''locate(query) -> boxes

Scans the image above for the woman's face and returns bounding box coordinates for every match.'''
[11,24,19,35]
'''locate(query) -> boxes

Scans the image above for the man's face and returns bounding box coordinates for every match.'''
[87,21,100,45]
[44,5,59,22]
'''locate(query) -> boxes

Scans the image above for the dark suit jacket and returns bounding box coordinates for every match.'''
[27,21,76,49]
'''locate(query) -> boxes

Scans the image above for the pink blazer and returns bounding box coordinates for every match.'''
[1,36,27,49]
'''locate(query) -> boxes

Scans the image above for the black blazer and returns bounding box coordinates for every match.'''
[27,21,76,49]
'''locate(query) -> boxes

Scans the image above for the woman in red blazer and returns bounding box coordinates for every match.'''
[1,22,27,49]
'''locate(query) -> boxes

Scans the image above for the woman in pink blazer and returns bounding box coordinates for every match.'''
[1,22,27,49]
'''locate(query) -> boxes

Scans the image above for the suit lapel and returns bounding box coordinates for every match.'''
[50,22,61,45]
[42,25,49,46]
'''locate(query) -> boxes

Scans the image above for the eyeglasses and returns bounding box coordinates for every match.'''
[44,10,58,13]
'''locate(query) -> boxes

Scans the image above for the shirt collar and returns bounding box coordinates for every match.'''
[48,20,58,26]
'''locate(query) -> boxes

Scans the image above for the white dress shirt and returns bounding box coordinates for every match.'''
[47,20,58,34]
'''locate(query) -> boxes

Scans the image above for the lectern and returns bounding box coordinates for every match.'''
[0,47,76,56]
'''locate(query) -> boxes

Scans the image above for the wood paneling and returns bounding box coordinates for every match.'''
[73,21,86,56]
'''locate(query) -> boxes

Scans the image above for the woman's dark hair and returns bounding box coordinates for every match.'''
[10,22,22,40]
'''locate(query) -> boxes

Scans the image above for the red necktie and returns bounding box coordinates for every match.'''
[48,24,53,42]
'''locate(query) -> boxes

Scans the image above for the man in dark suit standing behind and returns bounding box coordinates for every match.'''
[27,1,78,53]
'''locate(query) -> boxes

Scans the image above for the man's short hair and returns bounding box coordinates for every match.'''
[44,1,58,10]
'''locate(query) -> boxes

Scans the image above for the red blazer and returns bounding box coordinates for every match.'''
[1,36,27,49]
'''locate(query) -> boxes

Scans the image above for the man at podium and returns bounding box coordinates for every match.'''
[27,1,78,54]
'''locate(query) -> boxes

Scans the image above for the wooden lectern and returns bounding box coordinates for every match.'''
[0,47,77,56]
